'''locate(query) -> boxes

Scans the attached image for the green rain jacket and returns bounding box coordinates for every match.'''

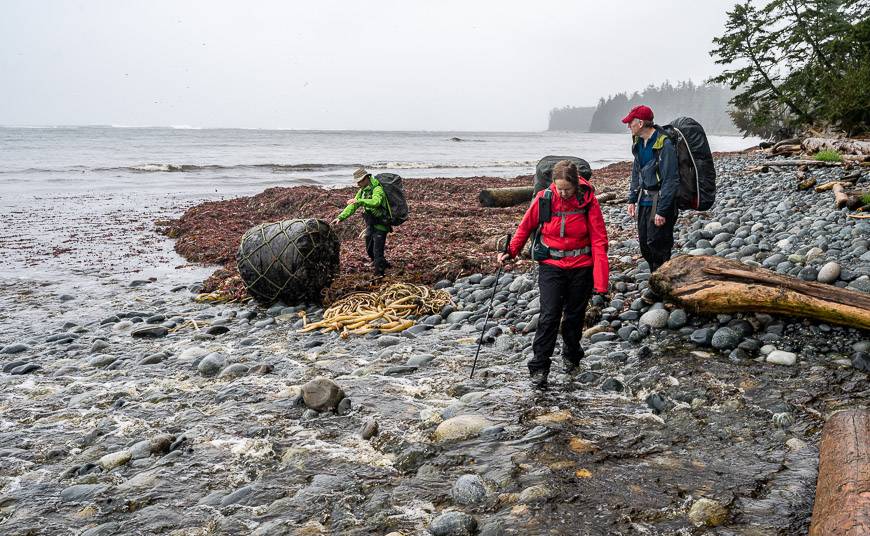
[337,177,391,232]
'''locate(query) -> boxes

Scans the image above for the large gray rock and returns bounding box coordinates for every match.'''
[435,415,493,442]
[816,262,841,284]
[429,511,477,536]
[197,353,226,376]
[711,327,740,350]
[301,377,345,411]
[451,474,486,505]
[639,309,669,329]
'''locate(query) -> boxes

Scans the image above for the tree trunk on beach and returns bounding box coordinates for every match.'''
[478,187,535,208]
[649,256,870,329]
[802,137,870,156]
[809,409,870,536]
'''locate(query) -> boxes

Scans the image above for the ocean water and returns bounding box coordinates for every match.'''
[0,127,757,282]
[0,126,758,195]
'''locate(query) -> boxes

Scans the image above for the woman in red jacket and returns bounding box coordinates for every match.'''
[498,160,609,388]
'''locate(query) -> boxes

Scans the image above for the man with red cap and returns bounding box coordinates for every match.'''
[622,105,680,273]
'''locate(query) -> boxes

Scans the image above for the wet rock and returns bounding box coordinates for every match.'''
[639,308,669,329]
[90,340,110,352]
[218,363,249,379]
[429,511,477,536]
[60,484,107,502]
[81,522,120,536]
[446,311,473,323]
[667,309,687,329]
[197,353,226,376]
[377,335,403,347]
[10,363,40,375]
[99,449,132,470]
[645,393,674,414]
[519,483,555,503]
[206,325,230,336]
[435,415,493,442]
[336,397,352,415]
[852,352,870,372]
[766,350,797,366]
[688,497,728,527]
[301,377,345,411]
[88,354,117,368]
[479,519,506,536]
[138,352,167,365]
[452,474,486,505]
[178,346,208,363]
[690,328,714,346]
[384,365,418,375]
[359,419,379,440]
[711,327,740,350]
[131,325,168,338]
[0,343,28,354]
[600,378,624,392]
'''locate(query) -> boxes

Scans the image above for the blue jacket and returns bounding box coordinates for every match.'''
[628,128,680,216]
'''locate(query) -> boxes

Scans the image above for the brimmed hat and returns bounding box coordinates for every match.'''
[621,105,654,124]
[353,168,369,182]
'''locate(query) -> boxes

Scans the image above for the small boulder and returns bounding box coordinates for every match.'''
[301,377,345,411]
[435,415,493,442]
[688,498,728,527]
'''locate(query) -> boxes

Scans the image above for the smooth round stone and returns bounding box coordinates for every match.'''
[711,327,740,350]
[429,511,477,536]
[301,377,345,411]
[639,309,669,329]
[667,309,687,329]
[218,364,249,379]
[197,353,226,376]
[131,325,167,338]
[589,332,617,343]
[690,328,714,346]
[99,449,132,470]
[1,343,29,354]
[452,474,486,505]
[766,350,797,366]
[600,378,624,392]
[435,415,493,442]
[816,262,841,284]
[688,498,728,527]
[179,347,208,363]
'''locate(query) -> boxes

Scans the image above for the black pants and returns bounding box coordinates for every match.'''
[638,203,678,273]
[529,264,594,374]
[365,226,388,275]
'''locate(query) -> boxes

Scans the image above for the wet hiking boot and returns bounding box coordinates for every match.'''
[563,363,581,377]
[529,370,549,389]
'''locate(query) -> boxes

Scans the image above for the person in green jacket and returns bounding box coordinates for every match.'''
[332,168,392,276]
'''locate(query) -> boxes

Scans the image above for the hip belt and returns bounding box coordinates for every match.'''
[544,244,591,259]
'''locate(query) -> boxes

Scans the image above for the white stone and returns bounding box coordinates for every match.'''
[435,415,493,442]
[759,345,776,356]
[766,350,797,366]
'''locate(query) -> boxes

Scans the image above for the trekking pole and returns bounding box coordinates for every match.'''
[470,233,511,379]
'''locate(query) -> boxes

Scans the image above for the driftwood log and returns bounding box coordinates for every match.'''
[809,409,870,536]
[649,256,870,329]
[833,184,850,209]
[478,187,535,208]
[803,137,870,156]
[764,159,843,167]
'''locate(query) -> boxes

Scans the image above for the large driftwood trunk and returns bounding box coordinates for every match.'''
[479,187,534,208]
[809,409,870,536]
[649,256,870,329]
[803,137,870,156]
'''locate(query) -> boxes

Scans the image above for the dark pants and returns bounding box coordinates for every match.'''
[638,203,678,273]
[365,226,388,275]
[529,264,594,374]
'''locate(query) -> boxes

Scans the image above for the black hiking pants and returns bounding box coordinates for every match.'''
[638,203,678,273]
[364,225,388,276]
[529,264,594,375]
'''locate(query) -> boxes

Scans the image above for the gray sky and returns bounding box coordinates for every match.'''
[1,0,740,131]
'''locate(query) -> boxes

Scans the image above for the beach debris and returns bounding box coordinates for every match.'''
[298,282,452,336]
[237,218,340,305]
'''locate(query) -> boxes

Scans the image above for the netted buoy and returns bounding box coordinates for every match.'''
[237,219,340,305]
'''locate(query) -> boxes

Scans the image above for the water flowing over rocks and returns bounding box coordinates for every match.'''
[0,154,867,534]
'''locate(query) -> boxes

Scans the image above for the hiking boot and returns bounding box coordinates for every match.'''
[563,363,581,376]
[529,370,549,389]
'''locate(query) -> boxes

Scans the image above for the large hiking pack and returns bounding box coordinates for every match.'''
[374,173,409,226]
[659,117,716,211]
[534,155,592,194]
[528,188,590,261]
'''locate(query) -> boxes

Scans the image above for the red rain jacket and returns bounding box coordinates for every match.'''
[508,180,610,293]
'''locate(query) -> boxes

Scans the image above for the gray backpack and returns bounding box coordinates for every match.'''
[375,173,409,226]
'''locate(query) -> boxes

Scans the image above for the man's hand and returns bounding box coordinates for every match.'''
[497,252,511,265]
[654,214,666,227]
[331,218,340,226]
[346,198,356,206]
[627,204,636,219]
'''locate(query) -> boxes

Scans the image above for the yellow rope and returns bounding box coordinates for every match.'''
[298,282,453,336]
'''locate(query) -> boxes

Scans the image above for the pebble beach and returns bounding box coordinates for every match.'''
[1,152,869,535]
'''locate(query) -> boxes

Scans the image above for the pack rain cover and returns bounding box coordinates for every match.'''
[374,173,409,226]
[237,218,340,305]
[661,117,716,211]
[534,156,592,194]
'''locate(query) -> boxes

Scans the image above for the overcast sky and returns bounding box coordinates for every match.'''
[0,0,741,131]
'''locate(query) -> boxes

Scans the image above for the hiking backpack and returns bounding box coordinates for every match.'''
[659,117,716,211]
[533,155,592,194]
[374,173,409,226]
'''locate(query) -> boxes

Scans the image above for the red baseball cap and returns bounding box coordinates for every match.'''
[621,105,654,124]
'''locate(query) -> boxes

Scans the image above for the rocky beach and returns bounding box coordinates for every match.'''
[1,152,869,535]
